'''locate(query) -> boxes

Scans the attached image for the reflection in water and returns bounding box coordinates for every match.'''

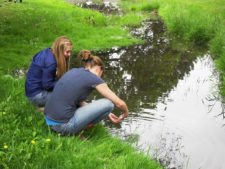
[126,55,225,169]
[72,20,225,169]
[97,20,199,112]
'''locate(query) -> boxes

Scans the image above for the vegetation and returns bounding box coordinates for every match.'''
[0,75,162,168]
[0,0,163,168]
[0,0,148,72]
[147,0,225,95]
[1,0,224,167]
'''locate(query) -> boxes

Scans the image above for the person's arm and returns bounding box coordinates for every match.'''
[79,101,88,107]
[95,83,129,121]
[41,49,57,91]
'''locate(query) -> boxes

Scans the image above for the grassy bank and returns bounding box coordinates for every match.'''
[0,75,162,169]
[0,0,163,168]
[0,0,147,73]
[147,0,225,96]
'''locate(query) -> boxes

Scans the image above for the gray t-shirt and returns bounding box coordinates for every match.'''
[44,68,104,123]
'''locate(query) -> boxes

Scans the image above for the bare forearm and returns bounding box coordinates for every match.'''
[79,101,88,107]
[96,83,129,117]
[116,100,129,117]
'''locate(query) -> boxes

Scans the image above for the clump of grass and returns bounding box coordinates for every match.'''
[141,1,160,12]
[119,0,159,13]
[210,26,225,59]
[156,1,217,45]
[213,28,225,96]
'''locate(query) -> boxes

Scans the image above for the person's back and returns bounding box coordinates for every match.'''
[25,48,56,97]
[44,67,104,123]
[25,36,73,108]
[44,54,129,136]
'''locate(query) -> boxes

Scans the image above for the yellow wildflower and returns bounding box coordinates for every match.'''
[45,138,51,142]
[0,112,6,116]
[3,144,8,149]
[31,140,36,144]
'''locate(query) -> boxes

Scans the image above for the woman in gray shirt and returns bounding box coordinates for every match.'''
[44,54,129,136]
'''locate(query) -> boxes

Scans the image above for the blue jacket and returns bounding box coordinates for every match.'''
[25,48,57,97]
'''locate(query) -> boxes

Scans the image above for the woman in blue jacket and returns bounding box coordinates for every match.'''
[44,54,129,136]
[25,36,73,107]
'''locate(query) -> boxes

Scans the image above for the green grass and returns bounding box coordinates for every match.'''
[1,0,224,167]
[119,0,159,13]
[0,75,162,169]
[0,0,163,168]
[0,0,150,73]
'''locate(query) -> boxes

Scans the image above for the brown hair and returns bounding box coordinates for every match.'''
[79,52,105,72]
[77,50,92,61]
[51,36,73,79]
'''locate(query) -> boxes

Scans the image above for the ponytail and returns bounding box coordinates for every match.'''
[77,50,92,63]
[77,50,104,71]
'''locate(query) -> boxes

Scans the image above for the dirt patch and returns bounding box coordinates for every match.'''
[66,0,122,15]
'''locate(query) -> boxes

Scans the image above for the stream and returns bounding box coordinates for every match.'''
[95,20,225,169]
[68,1,225,168]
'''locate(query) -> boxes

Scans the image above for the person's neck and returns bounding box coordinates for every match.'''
[85,66,98,76]
[89,68,99,76]
[87,66,100,77]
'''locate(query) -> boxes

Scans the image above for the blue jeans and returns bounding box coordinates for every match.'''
[28,91,52,107]
[50,98,114,135]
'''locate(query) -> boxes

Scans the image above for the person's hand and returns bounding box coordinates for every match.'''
[108,113,122,124]
[118,112,128,121]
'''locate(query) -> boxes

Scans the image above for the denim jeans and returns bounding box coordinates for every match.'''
[50,98,114,135]
[28,91,52,107]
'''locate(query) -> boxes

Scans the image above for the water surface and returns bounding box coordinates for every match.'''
[94,20,225,169]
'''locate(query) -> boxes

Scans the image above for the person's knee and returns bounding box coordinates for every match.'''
[101,98,114,111]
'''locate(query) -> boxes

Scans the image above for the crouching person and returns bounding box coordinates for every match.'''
[44,54,128,136]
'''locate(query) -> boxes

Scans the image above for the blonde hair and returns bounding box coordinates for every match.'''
[51,36,73,79]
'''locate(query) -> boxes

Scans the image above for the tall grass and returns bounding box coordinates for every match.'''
[119,0,159,13]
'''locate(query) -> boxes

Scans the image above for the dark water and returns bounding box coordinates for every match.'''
[92,20,225,169]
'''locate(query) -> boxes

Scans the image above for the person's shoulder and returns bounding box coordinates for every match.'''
[35,48,50,55]
[33,48,50,59]
[64,67,82,75]
[33,48,55,66]
[43,48,55,66]
[75,67,87,73]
